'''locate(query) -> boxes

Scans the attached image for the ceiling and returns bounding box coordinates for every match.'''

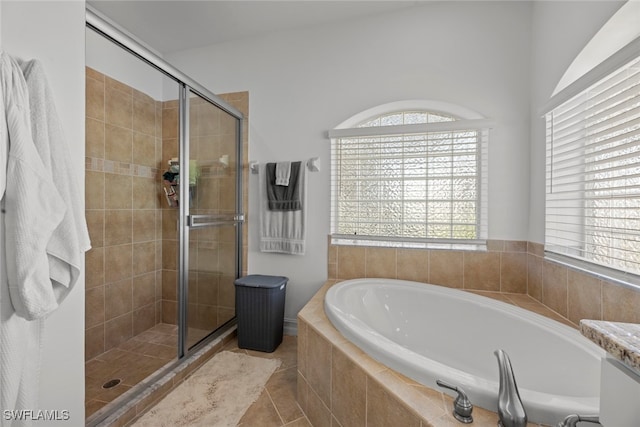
[88,1,423,54]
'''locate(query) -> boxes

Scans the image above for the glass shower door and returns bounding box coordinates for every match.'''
[180,89,243,352]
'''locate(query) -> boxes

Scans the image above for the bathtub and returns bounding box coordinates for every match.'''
[324,278,605,426]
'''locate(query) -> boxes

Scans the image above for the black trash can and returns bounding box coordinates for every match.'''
[234,274,288,352]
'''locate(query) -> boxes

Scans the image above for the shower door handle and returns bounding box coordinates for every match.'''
[187,214,245,228]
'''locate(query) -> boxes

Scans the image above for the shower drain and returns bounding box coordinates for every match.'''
[102,379,121,389]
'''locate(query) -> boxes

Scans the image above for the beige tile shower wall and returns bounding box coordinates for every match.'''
[160,92,249,330]
[526,242,640,325]
[328,239,528,294]
[217,92,249,279]
[85,67,164,361]
[161,99,179,325]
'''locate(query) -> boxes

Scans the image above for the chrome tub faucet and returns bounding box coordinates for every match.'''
[494,349,527,427]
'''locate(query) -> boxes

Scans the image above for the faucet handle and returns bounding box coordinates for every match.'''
[557,414,601,427]
[436,379,474,424]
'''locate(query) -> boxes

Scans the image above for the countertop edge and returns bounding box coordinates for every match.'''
[580,319,640,375]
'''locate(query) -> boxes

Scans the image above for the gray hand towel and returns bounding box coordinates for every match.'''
[266,161,302,211]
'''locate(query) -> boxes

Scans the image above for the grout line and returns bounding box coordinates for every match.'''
[462,251,466,289]
[364,375,368,426]
[264,387,285,426]
[499,251,503,292]
[564,266,569,318]
[600,278,604,321]
[282,415,310,426]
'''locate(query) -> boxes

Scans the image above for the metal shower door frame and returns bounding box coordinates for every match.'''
[177,86,244,357]
[87,5,245,360]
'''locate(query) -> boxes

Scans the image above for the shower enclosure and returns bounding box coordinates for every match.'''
[84,7,246,425]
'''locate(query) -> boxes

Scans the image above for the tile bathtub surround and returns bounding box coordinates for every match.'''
[526,242,640,326]
[297,281,546,427]
[321,240,640,425]
[328,240,528,295]
[329,239,640,328]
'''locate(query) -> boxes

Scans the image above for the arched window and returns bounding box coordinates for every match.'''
[328,101,490,246]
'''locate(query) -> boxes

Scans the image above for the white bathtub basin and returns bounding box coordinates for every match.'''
[324,278,605,426]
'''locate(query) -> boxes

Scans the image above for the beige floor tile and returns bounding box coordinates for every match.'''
[85,359,122,382]
[86,399,108,417]
[238,389,283,426]
[86,327,300,426]
[148,323,178,335]
[283,417,312,427]
[244,334,298,370]
[86,323,178,419]
[266,366,304,424]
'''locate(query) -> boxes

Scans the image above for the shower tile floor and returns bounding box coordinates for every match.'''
[85,326,309,426]
[85,324,178,417]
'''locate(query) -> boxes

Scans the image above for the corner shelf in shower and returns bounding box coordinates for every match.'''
[162,160,180,208]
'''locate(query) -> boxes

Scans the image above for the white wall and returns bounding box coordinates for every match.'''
[528,0,626,243]
[166,1,534,322]
[86,28,172,101]
[1,0,86,424]
[0,1,626,419]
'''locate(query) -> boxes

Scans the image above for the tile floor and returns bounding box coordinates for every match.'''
[85,324,179,417]
[232,335,311,427]
[86,324,309,426]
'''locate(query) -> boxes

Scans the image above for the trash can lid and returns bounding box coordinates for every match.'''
[234,274,289,288]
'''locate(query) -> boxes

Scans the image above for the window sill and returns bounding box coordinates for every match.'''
[330,236,487,252]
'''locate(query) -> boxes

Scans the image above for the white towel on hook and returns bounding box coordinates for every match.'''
[20,58,91,316]
[2,53,70,321]
[0,51,53,427]
[259,163,306,255]
[275,161,291,186]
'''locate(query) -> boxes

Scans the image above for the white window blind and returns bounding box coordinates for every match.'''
[331,110,488,244]
[545,55,640,276]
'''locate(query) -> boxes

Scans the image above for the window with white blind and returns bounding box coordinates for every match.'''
[329,106,489,245]
[545,55,640,277]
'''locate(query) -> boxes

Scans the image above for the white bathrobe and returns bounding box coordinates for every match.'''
[0,52,53,427]
[20,58,91,316]
[0,52,90,425]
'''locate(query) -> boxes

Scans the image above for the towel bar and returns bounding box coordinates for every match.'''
[250,157,320,174]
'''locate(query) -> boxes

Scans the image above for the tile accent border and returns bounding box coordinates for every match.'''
[86,156,159,179]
